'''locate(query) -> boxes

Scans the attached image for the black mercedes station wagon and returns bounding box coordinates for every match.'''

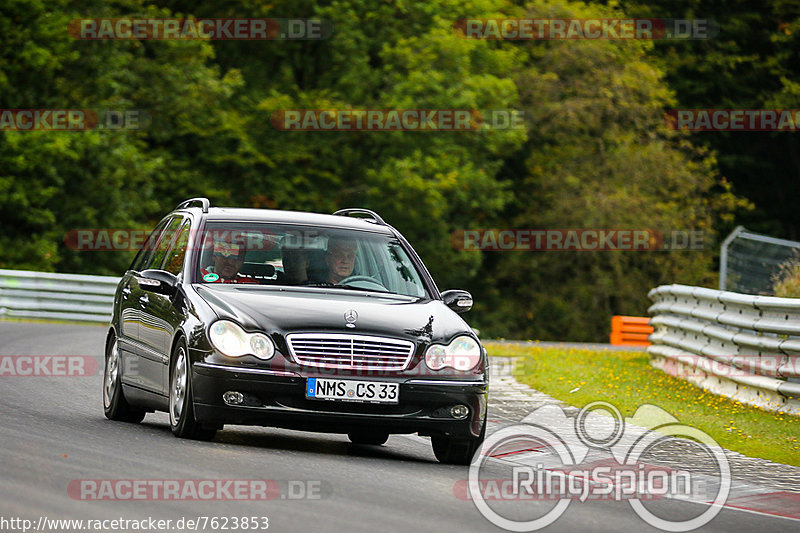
[103,198,487,464]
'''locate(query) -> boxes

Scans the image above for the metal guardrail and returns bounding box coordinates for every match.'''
[648,283,800,415]
[0,269,119,323]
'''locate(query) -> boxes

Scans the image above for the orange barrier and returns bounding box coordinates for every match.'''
[610,315,652,346]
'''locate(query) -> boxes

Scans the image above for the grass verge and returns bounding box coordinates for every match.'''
[0,317,106,327]
[484,342,800,467]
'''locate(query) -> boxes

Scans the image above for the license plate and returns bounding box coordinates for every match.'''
[306,378,399,404]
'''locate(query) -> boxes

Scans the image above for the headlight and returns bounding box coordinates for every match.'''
[209,320,275,360]
[424,335,481,371]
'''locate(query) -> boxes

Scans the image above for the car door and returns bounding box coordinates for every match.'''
[117,218,170,389]
[134,216,184,393]
[145,217,192,395]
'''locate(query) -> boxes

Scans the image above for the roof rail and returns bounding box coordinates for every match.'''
[175,197,210,213]
[333,208,386,225]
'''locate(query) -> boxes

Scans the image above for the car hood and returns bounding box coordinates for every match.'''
[194,285,473,344]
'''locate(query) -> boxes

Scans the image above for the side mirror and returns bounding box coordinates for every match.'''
[441,289,473,314]
[137,269,178,296]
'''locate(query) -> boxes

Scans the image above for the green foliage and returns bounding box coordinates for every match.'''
[616,0,800,239]
[212,0,528,284]
[469,0,742,340]
[0,0,245,273]
[773,254,800,297]
[0,0,764,340]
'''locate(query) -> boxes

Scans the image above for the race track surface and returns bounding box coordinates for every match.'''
[0,322,796,532]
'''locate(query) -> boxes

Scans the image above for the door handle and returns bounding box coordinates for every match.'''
[139,295,149,306]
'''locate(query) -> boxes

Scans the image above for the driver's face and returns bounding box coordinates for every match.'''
[213,252,244,280]
[326,243,356,283]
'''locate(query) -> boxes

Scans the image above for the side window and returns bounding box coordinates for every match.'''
[130,218,170,272]
[163,220,191,275]
[147,217,184,271]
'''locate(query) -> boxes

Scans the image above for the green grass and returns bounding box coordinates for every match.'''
[484,342,800,467]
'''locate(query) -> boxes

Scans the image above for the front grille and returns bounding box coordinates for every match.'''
[286,333,414,371]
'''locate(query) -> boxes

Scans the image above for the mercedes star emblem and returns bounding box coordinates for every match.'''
[344,309,358,328]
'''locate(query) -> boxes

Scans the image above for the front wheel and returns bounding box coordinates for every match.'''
[431,415,486,465]
[103,337,146,423]
[169,342,216,441]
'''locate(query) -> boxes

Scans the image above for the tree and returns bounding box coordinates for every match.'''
[470,0,746,340]
[616,0,800,240]
[0,0,244,274]
[166,0,527,285]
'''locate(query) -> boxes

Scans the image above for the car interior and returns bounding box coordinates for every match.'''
[195,227,426,297]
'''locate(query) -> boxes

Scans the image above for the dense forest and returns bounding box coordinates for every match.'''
[1,0,797,340]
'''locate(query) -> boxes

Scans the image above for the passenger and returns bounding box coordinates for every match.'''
[201,237,257,284]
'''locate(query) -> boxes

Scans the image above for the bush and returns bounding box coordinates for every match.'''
[773,255,800,297]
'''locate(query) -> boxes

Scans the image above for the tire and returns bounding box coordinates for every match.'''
[103,337,146,423]
[348,430,389,446]
[169,341,216,441]
[431,414,487,465]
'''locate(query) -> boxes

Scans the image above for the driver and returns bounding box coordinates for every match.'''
[201,235,257,284]
[325,237,357,284]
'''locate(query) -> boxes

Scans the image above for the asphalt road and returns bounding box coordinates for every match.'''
[0,322,796,533]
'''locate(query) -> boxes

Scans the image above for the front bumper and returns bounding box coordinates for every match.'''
[191,362,488,438]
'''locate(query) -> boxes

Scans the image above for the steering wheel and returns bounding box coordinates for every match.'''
[338,275,387,291]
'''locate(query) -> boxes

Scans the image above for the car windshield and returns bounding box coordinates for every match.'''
[196,222,428,298]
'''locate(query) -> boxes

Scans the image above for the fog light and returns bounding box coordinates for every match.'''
[223,391,244,405]
[450,405,469,419]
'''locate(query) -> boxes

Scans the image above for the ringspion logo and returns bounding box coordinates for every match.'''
[466,402,730,531]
